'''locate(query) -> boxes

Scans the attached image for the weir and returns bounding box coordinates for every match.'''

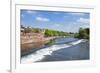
[21,39,86,64]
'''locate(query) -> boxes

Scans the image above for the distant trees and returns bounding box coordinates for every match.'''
[44,29,69,37]
[74,28,89,39]
[21,25,89,39]
[31,28,41,33]
[21,25,72,37]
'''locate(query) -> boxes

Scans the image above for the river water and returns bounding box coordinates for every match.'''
[21,37,89,63]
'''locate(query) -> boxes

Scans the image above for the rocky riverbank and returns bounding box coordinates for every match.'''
[21,32,56,44]
[21,32,56,56]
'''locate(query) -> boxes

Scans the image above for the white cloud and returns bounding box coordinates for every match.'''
[26,10,37,14]
[21,14,24,17]
[77,18,89,24]
[36,17,50,22]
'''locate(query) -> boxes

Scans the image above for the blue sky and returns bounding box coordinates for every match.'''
[21,9,90,33]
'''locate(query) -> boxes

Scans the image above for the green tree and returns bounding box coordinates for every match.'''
[74,28,89,40]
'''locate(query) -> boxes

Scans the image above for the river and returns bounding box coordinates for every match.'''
[21,37,89,64]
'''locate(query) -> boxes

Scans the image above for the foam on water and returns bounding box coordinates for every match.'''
[21,39,86,64]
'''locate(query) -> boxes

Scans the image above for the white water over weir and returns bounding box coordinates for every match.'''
[21,39,86,64]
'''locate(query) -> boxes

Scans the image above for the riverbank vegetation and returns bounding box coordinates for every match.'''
[74,28,89,40]
[21,25,89,45]
[21,25,72,37]
[44,29,69,37]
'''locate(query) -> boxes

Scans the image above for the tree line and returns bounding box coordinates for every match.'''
[44,29,70,37]
[21,25,70,37]
[74,28,89,40]
[21,25,89,39]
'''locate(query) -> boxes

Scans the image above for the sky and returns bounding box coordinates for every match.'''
[21,9,90,33]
